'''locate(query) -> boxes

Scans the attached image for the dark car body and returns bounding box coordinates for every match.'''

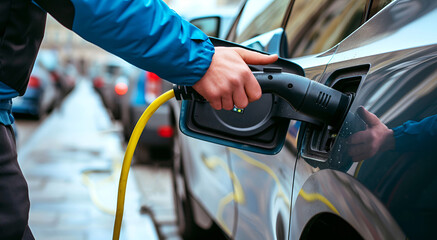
[168,0,437,239]
[121,70,174,161]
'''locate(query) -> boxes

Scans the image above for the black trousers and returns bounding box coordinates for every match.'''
[0,124,34,240]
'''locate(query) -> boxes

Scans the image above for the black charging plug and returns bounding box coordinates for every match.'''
[173,85,205,101]
[254,68,352,129]
[173,67,351,129]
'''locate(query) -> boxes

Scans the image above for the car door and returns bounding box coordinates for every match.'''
[290,0,437,239]
[179,135,236,235]
[223,1,297,239]
[223,0,369,239]
[171,1,294,237]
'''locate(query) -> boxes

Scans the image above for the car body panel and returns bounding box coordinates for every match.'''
[179,134,236,237]
[290,170,404,240]
[291,0,437,239]
[229,148,295,240]
[226,25,335,239]
[172,0,437,239]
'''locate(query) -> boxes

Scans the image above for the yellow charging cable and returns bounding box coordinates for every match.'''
[113,89,175,240]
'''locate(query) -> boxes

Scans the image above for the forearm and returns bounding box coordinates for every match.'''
[35,0,214,85]
[392,115,437,152]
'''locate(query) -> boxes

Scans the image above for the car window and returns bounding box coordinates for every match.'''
[231,0,291,43]
[285,0,367,58]
[190,17,221,38]
[369,0,396,18]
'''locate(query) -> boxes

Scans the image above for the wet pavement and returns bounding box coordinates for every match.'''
[132,166,181,240]
[15,79,166,240]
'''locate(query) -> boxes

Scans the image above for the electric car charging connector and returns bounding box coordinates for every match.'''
[174,67,352,129]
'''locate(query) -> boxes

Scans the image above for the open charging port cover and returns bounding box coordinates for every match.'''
[179,93,291,154]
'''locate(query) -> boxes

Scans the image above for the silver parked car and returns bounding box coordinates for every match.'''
[168,0,437,239]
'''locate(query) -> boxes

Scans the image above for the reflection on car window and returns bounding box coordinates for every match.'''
[285,0,366,58]
[369,0,395,18]
[191,17,219,38]
[233,0,290,43]
[347,62,437,239]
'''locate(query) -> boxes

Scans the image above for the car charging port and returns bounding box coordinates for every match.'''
[302,92,356,161]
[300,65,369,170]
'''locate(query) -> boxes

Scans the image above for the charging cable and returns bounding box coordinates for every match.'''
[112,85,206,239]
[113,89,175,240]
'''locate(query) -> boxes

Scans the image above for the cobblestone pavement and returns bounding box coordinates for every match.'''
[16,79,159,240]
[132,165,181,240]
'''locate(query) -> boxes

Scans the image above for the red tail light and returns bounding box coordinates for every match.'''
[158,126,174,138]
[115,82,128,96]
[28,76,41,88]
[145,72,162,103]
[50,71,60,83]
[93,77,104,88]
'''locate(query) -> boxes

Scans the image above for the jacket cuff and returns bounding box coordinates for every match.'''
[171,37,215,86]
[392,124,408,152]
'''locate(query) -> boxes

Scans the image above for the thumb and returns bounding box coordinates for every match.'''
[357,106,381,127]
[233,48,278,65]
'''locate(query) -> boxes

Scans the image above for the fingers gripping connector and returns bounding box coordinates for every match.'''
[173,85,205,101]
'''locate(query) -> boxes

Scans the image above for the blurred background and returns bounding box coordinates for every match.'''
[14,1,240,240]
[40,0,240,65]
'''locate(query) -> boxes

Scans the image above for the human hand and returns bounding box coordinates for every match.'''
[347,107,395,161]
[192,47,278,110]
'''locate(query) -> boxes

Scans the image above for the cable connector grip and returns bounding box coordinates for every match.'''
[173,85,205,101]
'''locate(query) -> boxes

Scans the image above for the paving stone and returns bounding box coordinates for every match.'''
[28,209,58,226]
[33,230,86,240]
[85,227,113,240]
[159,225,179,237]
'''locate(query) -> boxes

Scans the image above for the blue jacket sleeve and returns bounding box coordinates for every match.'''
[392,114,437,152]
[49,0,215,85]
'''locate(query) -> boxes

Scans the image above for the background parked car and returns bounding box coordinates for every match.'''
[119,71,174,162]
[12,53,59,119]
[167,0,437,239]
[59,58,78,96]
[37,50,77,102]
[92,58,138,120]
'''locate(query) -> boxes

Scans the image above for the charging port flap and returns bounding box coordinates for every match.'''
[179,93,291,154]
